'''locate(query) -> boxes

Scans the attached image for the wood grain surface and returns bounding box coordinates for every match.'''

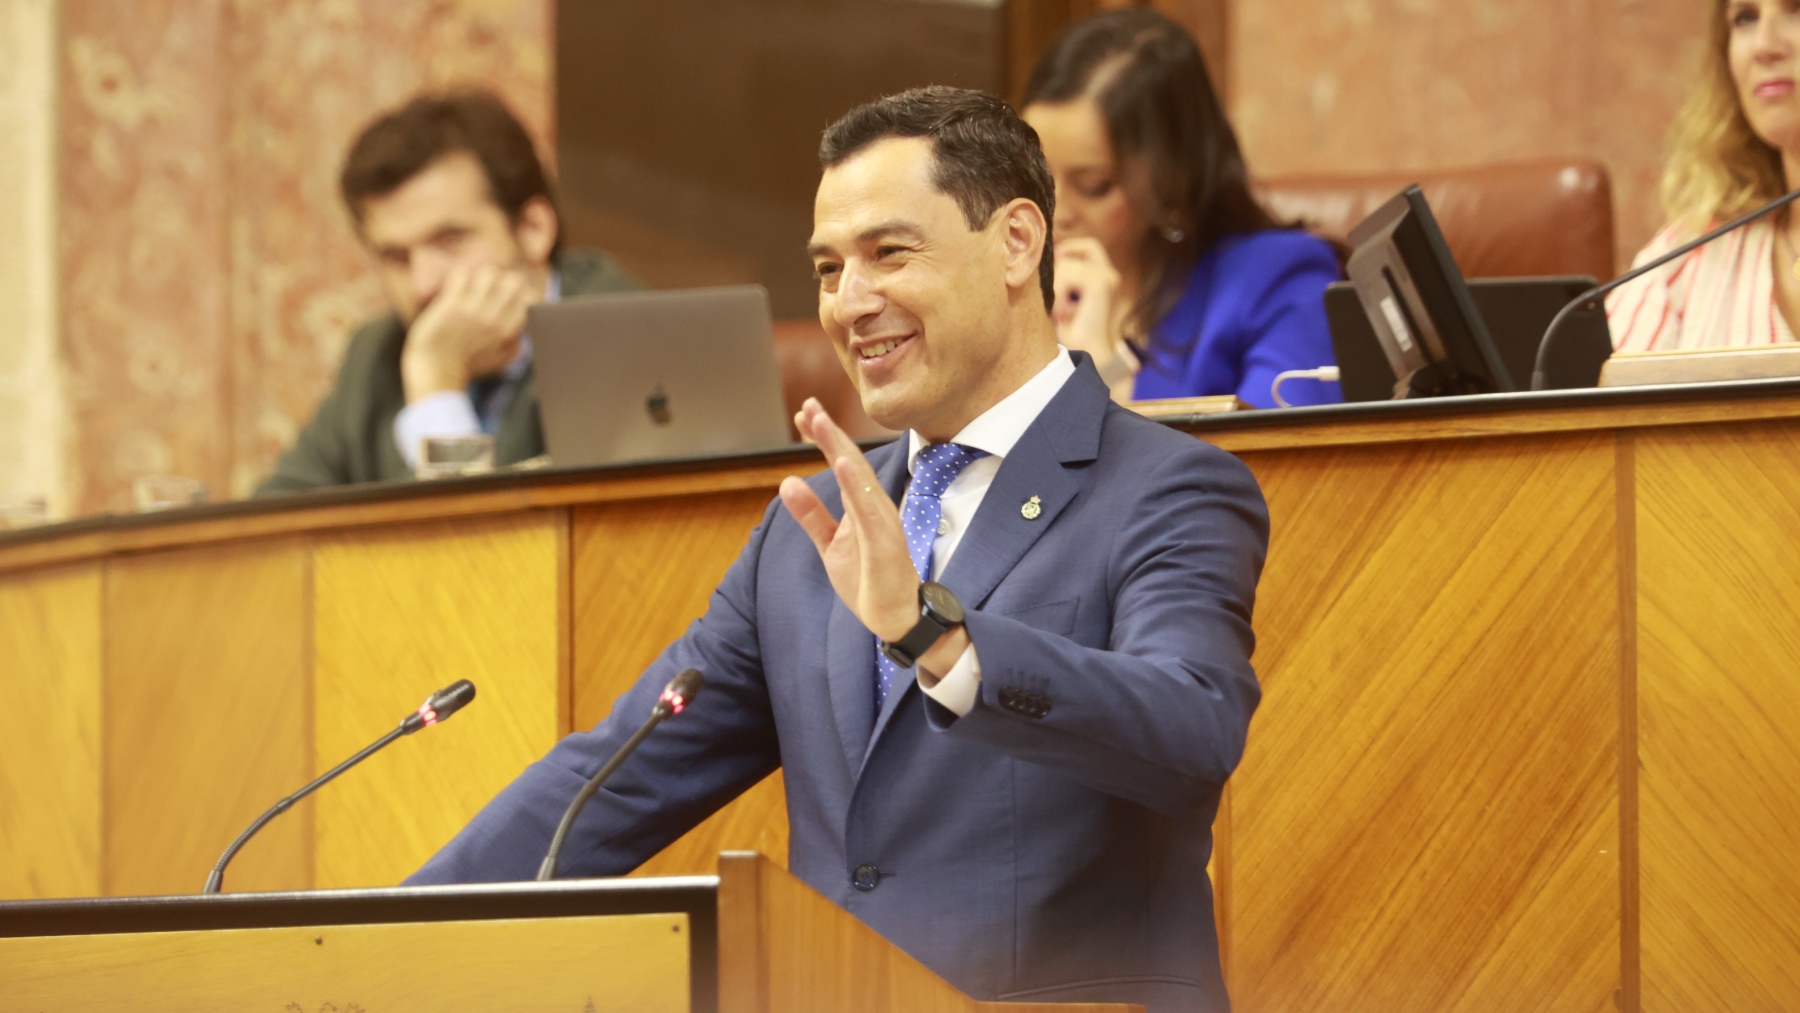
[0,455,821,575]
[1229,433,1622,1012]
[1188,389,1800,455]
[717,852,1139,1013]
[1635,420,1800,1012]
[0,911,688,1012]
[570,491,792,876]
[0,564,102,900]
[102,539,311,897]
[312,512,564,888]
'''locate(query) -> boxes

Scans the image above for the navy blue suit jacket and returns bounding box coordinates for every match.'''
[408,358,1269,1012]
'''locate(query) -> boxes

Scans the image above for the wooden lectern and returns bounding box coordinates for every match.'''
[0,851,1138,1013]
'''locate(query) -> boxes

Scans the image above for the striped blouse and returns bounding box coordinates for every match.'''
[1606,217,1796,352]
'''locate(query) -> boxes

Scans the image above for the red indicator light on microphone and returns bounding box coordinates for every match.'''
[661,691,686,714]
[417,703,439,727]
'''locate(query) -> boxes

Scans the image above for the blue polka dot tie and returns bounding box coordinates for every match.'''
[874,442,989,710]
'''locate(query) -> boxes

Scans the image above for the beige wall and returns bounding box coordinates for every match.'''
[15,1,1719,519]
[55,0,551,517]
[1230,0,1709,273]
[0,0,64,521]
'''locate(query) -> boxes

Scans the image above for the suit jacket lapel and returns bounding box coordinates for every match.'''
[828,439,912,778]
[862,357,1111,763]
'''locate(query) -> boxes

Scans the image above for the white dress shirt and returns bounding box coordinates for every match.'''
[908,348,1076,716]
[393,273,559,469]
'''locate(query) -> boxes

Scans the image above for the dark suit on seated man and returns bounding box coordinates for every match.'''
[257,91,637,496]
[407,87,1267,1013]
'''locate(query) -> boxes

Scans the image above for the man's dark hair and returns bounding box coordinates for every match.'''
[340,89,561,260]
[820,86,1055,311]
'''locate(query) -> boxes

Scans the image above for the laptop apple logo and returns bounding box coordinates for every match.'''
[646,384,672,426]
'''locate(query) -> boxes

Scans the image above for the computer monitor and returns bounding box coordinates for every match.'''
[1344,185,1515,397]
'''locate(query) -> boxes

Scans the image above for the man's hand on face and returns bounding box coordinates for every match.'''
[400,265,538,403]
[779,398,970,681]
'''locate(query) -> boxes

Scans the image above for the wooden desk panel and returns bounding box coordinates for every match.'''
[569,490,791,876]
[1230,433,1621,1012]
[101,539,311,897]
[4,385,1800,1010]
[312,513,565,889]
[1635,421,1800,1012]
[0,564,102,899]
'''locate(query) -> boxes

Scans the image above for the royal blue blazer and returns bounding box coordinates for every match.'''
[1132,229,1342,408]
[407,357,1268,1013]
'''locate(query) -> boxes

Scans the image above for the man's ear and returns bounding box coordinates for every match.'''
[514,195,559,266]
[997,197,1048,293]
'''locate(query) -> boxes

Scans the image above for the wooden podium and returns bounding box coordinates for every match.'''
[0,851,1135,1013]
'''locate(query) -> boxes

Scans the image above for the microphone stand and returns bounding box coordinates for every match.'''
[203,679,476,894]
[1530,186,1800,390]
[537,669,703,882]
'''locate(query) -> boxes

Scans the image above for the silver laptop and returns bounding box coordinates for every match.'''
[529,285,793,468]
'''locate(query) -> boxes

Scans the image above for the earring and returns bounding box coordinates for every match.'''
[1162,224,1186,243]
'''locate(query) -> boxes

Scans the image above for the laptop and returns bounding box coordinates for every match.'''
[529,285,794,468]
[1326,276,1616,401]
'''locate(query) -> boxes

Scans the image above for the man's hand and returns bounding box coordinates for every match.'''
[400,265,537,403]
[778,399,970,677]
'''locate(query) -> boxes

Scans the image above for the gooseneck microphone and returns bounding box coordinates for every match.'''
[537,668,704,882]
[202,679,477,894]
[1530,185,1800,390]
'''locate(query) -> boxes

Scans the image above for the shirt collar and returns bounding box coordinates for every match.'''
[906,348,1076,473]
[502,269,560,380]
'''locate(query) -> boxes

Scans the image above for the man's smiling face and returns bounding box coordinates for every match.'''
[808,136,1021,439]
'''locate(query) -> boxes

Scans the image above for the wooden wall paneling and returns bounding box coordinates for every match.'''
[101,539,311,897]
[0,565,102,900]
[311,512,564,889]
[570,490,790,876]
[1226,433,1622,1012]
[1615,433,1641,1013]
[1002,0,1229,104]
[1635,421,1800,1012]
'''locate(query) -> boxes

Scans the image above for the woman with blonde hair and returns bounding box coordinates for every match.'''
[1610,0,1800,350]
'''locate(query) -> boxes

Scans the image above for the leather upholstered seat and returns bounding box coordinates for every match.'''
[1258,159,1617,282]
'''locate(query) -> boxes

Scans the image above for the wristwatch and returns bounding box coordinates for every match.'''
[878,581,965,669]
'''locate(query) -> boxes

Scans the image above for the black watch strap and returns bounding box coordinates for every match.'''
[878,582,964,669]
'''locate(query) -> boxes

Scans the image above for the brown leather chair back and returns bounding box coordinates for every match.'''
[1257,159,1616,282]
[772,319,897,442]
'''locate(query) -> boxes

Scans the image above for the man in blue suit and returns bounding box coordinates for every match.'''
[408,86,1267,1013]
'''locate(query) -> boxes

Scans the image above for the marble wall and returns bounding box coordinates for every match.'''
[28,0,1708,517]
[1230,0,1708,273]
[57,0,551,515]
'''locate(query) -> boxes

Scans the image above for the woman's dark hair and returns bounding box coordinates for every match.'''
[1023,8,1286,338]
[340,89,562,261]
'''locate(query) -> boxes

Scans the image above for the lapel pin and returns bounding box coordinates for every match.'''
[1021,495,1043,520]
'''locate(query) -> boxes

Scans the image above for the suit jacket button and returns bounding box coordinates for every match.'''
[851,864,880,891]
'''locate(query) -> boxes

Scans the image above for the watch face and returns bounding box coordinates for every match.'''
[920,581,964,625]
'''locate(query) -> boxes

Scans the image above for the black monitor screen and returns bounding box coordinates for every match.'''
[1345,186,1515,396]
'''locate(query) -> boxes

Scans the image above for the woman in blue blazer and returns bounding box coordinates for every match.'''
[1022,9,1343,408]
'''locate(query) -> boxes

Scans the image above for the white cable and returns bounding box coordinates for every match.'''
[1271,366,1341,408]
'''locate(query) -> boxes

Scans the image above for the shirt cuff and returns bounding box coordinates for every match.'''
[394,391,482,469]
[918,643,981,717]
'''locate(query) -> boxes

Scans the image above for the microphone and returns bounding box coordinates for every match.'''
[202,679,477,894]
[1530,186,1800,390]
[537,668,704,882]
